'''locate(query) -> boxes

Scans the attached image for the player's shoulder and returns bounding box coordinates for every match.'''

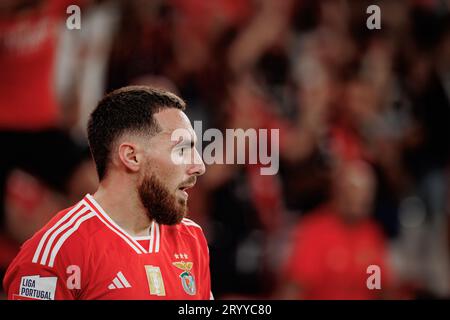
[18,200,100,267]
[180,218,203,230]
[170,218,206,240]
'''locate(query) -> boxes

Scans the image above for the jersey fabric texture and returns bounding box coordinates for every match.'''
[3,194,212,300]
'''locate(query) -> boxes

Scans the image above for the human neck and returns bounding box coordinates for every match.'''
[92,177,152,237]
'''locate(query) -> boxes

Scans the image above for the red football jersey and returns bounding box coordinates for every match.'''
[3,194,213,300]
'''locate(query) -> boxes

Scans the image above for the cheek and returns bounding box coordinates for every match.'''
[151,157,185,191]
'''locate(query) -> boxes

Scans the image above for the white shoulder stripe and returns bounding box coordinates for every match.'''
[182,218,202,229]
[40,207,90,266]
[48,212,95,267]
[32,201,84,264]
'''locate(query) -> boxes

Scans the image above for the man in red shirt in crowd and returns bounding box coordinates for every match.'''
[280,160,393,299]
[3,86,212,299]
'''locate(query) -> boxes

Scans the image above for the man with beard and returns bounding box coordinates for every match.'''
[3,86,210,300]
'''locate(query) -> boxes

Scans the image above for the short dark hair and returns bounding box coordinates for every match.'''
[87,86,186,180]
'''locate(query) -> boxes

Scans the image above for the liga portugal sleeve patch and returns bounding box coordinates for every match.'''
[16,275,57,300]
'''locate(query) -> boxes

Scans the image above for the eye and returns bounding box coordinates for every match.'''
[178,148,185,156]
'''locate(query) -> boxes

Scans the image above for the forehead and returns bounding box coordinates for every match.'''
[153,108,195,140]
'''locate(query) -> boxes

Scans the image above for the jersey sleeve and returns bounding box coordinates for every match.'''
[3,261,76,300]
[3,221,90,300]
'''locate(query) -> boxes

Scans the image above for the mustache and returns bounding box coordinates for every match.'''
[179,176,197,188]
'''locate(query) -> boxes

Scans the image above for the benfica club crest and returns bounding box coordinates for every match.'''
[172,261,196,295]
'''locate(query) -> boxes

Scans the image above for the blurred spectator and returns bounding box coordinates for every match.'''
[279,160,394,299]
[0,0,98,292]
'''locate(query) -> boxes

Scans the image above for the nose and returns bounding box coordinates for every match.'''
[188,148,206,176]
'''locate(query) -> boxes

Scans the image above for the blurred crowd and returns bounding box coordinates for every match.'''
[1,0,450,299]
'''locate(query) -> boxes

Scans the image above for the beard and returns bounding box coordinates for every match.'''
[138,173,187,225]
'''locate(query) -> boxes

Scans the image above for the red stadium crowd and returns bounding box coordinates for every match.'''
[1,0,449,299]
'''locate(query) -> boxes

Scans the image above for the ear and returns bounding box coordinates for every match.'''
[118,142,141,173]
